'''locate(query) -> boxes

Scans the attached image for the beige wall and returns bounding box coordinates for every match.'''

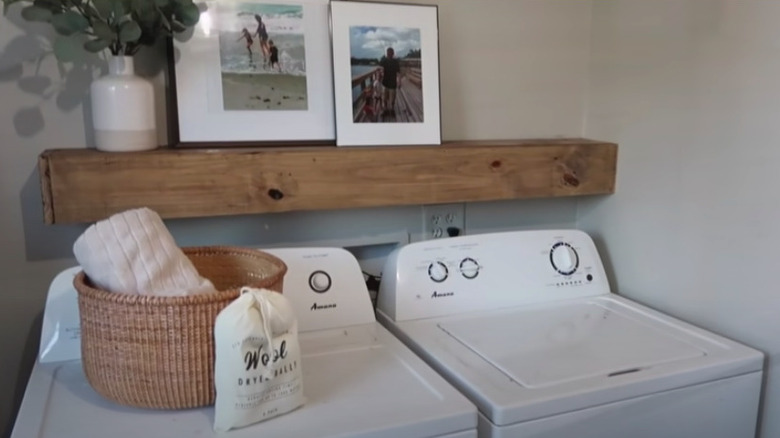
[581,1,780,436]
[0,0,592,433]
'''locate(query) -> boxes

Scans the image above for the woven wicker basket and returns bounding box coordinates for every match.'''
[73,246,287,410]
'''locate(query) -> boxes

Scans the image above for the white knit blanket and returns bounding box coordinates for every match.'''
[73,207,217,296]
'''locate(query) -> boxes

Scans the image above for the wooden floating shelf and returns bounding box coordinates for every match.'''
[38,139,618,225]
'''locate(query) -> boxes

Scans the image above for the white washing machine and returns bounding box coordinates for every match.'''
[12,248,477,438]
[376,230,764,438]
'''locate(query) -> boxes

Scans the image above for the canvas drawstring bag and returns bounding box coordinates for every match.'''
[214,287,304,431]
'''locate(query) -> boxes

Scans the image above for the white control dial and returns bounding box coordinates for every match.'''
[550,242,579,276]
[428,261,449,283]
[309,270,332,293]
[460,257,480,279]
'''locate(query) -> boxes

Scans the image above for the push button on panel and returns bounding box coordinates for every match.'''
[309,270,332,293]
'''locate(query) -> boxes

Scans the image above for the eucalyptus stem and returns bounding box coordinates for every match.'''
[83,0,99,21]
[65,0,91,25]
[153,4,170,32]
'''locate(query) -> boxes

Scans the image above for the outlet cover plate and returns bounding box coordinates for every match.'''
[423,203,465,239]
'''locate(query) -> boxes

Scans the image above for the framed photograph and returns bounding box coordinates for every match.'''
[330,1,441,146]
[170,0,334,145]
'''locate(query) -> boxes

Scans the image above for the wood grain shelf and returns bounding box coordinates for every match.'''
[38,139,618,225]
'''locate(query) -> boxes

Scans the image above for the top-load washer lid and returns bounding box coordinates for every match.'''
[15,247,477,438]
[377,230,764,427]
[13,323,477,438]
[438,299,705,388]
[380,295,763,427]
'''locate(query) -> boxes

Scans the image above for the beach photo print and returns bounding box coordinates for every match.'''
[350,26,422,123]
[217,2,308,111]
[331,2,440,146]
[170,0,334,145]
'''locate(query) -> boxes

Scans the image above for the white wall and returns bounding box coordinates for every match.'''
[0,0,592,434]
[580,1,780,436]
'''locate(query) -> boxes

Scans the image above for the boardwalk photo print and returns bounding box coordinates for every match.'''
[330,1,439,145]
[349,26,423,123]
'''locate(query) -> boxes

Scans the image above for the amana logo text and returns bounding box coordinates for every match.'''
[431,291,454,298]
[311,302,337,311]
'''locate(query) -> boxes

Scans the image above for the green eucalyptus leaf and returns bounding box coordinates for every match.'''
[83,37,112,52]
[81,2,101,21]
[153,0,168,7]
[3,0,24,15]
[172,0,194,11]
[53,36,82,62]
[111,0,124,19]
[131,0,156,27]
[174,1,197,27]
[92,20,114,40]
[137,16,157,32]
[118,20,140,42]
[70,0,82,6]
[135,17,159,45]
[130,0,152,14]
[157,8,169,27]
[43,0,68,15]
[32,0,63,13]
[92,0,112,18]
[20,5,52,22]
[119,0,131,13]
[51,10,89,35]
[133,10,157,31]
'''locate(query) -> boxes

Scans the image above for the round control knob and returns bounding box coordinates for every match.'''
[550,242,579,276]
[428,261,449,283]
[460,257,480,279]
[308,270,332,293]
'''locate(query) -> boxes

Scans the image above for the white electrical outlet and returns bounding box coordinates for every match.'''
[423,204,465,239]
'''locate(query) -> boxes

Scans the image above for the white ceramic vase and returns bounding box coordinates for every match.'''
[91,56,157,152]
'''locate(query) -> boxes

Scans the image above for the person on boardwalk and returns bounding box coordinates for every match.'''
[379,47,401,116]
[253,14,270,64]
[361,85,377,122]
[372,71,384,116]
[269,40,281,72]
[236,28,253,58]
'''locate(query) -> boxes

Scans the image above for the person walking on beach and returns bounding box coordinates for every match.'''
[379,47,401,117]
[268,40,281,72]
[237,27,253,58]
[253,14,270,64]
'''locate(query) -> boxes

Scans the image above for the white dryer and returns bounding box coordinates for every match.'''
[376,230,763,438]
[12,247,477,438]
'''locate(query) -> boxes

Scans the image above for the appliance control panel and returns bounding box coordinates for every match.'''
[377,230,610,321]
[38,248,374,364]
[262,247,375,332]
